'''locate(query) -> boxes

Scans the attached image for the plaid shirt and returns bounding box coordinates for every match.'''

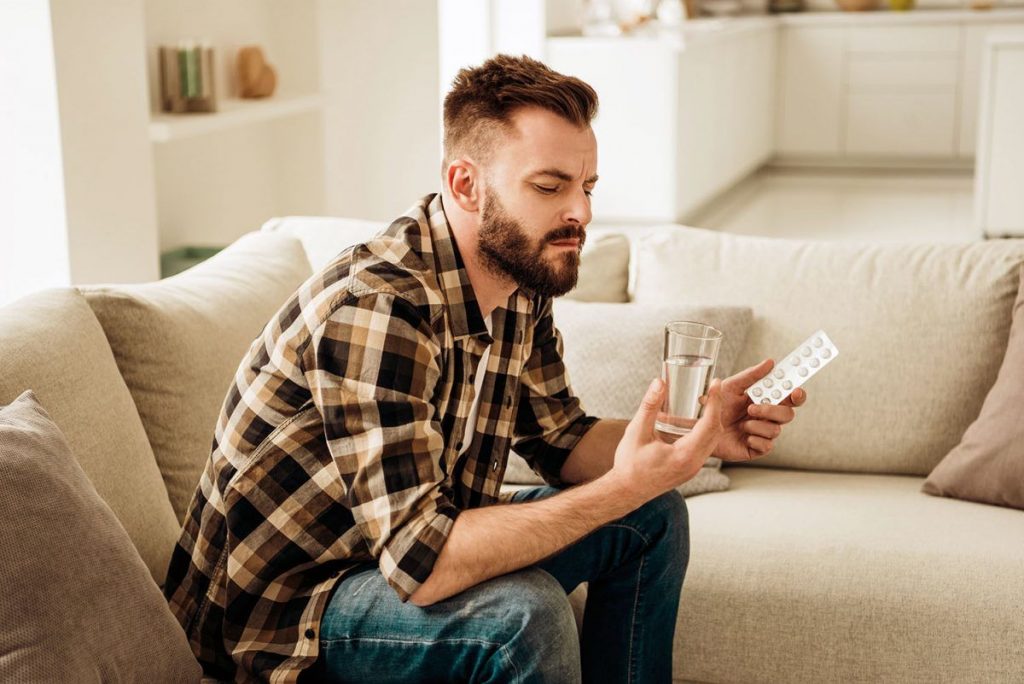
[163,193,598,683]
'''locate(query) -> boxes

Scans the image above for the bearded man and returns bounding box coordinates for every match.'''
[163,54,805,684]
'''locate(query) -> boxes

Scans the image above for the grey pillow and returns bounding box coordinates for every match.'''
[506,301,753,498]
[0,390,201,682]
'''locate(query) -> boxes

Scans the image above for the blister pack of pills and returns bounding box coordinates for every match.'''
[745,330,839,406]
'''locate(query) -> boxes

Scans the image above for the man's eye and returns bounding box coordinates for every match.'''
[534,185,557,194]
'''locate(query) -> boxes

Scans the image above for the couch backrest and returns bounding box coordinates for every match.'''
[632,226,1024,476]
[0,289,180,585]
[82,232,313,522]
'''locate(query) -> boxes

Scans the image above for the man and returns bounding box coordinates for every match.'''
[164,54,806,683]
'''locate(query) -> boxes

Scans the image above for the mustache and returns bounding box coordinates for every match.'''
[544,226,587,246]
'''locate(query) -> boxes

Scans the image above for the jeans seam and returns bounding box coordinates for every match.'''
[319,636,522,681]
[628,552,645,684]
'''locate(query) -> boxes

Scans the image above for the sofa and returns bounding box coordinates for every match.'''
[1,212,1022,683]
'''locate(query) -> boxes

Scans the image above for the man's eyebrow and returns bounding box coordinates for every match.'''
[530,168,599,184]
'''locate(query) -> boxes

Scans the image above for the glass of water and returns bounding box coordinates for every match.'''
[655,321,722,436]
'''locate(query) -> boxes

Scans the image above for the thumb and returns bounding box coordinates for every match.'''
[624,378,665,444]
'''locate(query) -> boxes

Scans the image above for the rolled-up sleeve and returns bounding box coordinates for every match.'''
[304,291,459,601]
[512,296,599,487]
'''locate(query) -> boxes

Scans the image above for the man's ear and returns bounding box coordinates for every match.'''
[446,159,482,213]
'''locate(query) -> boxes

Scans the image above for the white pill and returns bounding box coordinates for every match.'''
[764,378,774,388]
[753,387,763,397]
[773,369,785,379]
[761,398,771,404]
[802,346,812,357]
[782,380,793,390]
[790,357,800,366]
[771,389,781,399]
[822,349,832,359]
[814,337,823,347]
[810,358,820,368]
[798,367,809,377]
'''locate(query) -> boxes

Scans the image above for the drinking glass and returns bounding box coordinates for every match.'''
[655,321,722,435]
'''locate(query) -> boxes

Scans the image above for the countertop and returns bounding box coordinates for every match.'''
[548,7,1024,45]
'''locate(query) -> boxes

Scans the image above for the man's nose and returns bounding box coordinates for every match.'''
[563,187,592,226]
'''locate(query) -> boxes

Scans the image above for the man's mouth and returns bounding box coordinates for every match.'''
[548,238,581,248]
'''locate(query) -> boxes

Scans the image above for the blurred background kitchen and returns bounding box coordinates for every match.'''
[2,0,1023,307]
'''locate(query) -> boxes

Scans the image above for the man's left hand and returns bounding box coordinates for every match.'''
[712,359,806,462]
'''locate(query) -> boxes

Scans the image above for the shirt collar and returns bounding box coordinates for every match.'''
[421,193,490,342]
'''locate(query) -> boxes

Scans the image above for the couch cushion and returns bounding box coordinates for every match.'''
[0,391,201,682]
[261,215,385,271]
[633,227,1024,475]
[82,232,312,520]
[678,467,1024,683]
[0,289,179,584]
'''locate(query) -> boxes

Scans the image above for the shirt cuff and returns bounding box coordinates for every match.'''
[527,414,601,487]
[378,495,460,602]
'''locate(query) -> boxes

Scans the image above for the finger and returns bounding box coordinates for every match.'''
[782,388,807,408]
[624,378,665,444]
[678,379,723,454]
[747,402,796,425]
[740,419,781,440]
[746,435,773,454]
[722,358,774,394]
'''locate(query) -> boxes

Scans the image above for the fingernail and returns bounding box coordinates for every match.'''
[649,378,662,394]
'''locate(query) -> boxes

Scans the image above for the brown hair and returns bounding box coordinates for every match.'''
[442,54,599,166]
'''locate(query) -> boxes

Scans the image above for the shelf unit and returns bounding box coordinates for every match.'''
[143,0,326,263]
[149,93,325,143]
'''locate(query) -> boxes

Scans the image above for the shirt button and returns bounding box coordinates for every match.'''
[305,628,316,640]
[492,460,499,472]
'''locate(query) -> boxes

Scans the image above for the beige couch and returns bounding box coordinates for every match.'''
[2,215,1022,683]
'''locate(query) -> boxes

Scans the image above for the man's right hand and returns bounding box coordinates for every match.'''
[609,377,724,504]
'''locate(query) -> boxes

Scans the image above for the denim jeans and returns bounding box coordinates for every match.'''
[308,486,689,683]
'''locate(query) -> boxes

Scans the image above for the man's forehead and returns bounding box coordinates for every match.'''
[502,108,598,179]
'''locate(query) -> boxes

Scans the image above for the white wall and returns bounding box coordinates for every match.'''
[320,0,442,222]
[0,0,159,307]
[50,0,160,285]
[0,0,71,306]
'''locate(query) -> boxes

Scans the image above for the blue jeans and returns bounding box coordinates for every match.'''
[308,487,689,683]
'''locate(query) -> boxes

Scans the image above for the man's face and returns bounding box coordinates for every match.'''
[476,107,598,298]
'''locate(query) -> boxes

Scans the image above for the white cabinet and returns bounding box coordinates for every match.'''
[844,26,960,158]
[776,15,1024,164]
[960,23,1011,158]
[975,32,1024,237]
[547,21,777,224]
[776,26,845,156]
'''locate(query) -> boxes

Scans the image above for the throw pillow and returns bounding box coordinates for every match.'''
[565,231,631,303]
[82,231,313,521]
[0,390,201,682]
[922,267,1024,510]
[506,301,753,498]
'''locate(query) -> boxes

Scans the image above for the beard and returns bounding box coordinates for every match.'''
[477,191,586,298]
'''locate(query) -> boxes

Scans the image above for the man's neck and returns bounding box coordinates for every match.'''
[443,194,518,320]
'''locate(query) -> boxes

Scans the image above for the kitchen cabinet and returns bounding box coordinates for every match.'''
[547,20,777,224]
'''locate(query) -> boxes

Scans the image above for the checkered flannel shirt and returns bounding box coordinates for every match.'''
[163,193,599,683]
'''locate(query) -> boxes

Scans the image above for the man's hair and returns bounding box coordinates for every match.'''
[442,54,598,167]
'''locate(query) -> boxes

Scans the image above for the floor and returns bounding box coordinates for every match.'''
[687,166,979,242]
